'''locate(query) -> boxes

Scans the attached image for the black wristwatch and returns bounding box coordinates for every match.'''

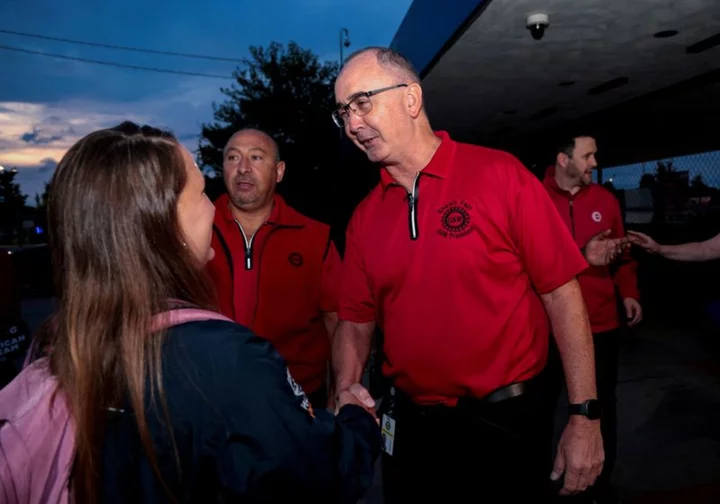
[568,399,602,420]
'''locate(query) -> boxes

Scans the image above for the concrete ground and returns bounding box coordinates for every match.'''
[21,299,720,503]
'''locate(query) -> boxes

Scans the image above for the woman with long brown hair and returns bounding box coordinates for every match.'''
[35,122,380,503]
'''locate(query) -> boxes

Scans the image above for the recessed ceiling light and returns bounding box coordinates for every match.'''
[654,30,679,38]
[558,81,575,87]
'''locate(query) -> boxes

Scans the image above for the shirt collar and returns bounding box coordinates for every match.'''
[215,193,304,227]
[380,130,455,190]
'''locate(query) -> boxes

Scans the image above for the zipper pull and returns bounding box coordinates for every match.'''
[408,173,420,240]
[408,195,418,240]
[245,247,252,270]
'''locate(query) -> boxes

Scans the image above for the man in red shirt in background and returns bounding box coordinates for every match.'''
[544,134,642,503]
[206,128,342,410]
[331,46,604,503]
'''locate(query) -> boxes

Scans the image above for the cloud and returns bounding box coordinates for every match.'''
[0,77,226,198]
[20,125,74,145]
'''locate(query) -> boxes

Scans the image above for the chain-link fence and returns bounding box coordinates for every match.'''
[595,149,720,226]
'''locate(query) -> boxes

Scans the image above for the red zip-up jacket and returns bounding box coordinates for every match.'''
[543,166,640,333]
[206,194,341,395]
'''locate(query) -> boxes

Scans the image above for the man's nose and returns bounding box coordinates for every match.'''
[237,159,251,174]
[346,110,364,135]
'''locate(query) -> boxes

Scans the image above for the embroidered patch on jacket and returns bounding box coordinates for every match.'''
[288,252,304,267]
[286,368,315,418]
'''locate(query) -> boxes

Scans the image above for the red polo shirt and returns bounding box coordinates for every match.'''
[339,131,588,405]
[207,194,341,394]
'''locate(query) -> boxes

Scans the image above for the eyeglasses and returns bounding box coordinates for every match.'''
[332,83,409,128]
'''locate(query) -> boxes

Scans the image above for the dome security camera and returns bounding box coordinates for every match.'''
[527,13,549,40]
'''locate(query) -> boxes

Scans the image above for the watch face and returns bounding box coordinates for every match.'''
[586,400,602,419]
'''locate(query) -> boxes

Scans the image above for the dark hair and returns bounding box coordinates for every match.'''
[344,46,421,83]
[556,133,596,157]
[45,121,215,502]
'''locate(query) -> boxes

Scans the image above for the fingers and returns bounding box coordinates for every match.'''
[560,457,597,496]
[550,450,565,482]
[629,306,643,327]
[625,300,643,327]
[559,466,582,496]
[348,383,375,409]
[627,230,649,246]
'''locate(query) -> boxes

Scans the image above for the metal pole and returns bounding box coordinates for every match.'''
[340,28,349,65]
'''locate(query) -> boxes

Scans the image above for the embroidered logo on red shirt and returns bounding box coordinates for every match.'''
[437,200,473,239]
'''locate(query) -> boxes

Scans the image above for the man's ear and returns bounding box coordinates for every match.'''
[406,83,423,118]
[276,161,286,183]
[557,152,569,169]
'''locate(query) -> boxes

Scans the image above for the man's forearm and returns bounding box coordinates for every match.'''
[541,279,597,403]
[323,312,339,343]
[331,320,374,392]
[659,242,715,262]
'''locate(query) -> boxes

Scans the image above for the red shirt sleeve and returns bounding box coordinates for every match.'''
[337,210,376,323]
[506,157,589,294]
[319,241,342,313]
[609,197,640,300]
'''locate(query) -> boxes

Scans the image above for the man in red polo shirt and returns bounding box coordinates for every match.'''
[206,128,342,410]
[544,134,642,503]
[331,47,604,502]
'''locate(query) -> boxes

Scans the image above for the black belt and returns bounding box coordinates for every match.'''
[390,379,532,413]
[485,382,527,403]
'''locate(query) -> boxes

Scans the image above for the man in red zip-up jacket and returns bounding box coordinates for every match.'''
[544,134,641,503]
[206,128,342,410]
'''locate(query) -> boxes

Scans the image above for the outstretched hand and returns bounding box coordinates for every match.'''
[627,230,661,254]
[583,230,629,266]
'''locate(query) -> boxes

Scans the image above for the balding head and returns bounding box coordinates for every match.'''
[334,46,430,166]
[227,128,281,163]
[342,47,420,85]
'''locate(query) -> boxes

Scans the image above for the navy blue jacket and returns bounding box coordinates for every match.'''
[101,320,381,503]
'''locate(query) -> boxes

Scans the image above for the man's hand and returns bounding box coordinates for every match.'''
[627,230,661,254]
[551,417,604,495]
[335,383,376,417]
[624,298,643,327]
[583,230,629,266]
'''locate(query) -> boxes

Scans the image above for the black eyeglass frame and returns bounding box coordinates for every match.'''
[332,83,409,127]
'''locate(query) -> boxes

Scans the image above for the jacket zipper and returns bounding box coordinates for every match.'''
[235,220,258,270]
[407,173,420,240]
[569,200,576,238]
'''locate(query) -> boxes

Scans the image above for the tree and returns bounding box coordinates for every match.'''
[0,168,28,245]
[639,173,656,189]
[198,42,348,221]
[691,174,707,189]
[33,182,50,237]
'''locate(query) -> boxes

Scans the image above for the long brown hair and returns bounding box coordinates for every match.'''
[44,121,215,502]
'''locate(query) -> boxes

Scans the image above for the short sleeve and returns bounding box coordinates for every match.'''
[507,158,588,294]
[337,211,376,323]
[319,241,342,313]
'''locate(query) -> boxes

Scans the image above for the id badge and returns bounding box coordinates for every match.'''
[381,414,396,456]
